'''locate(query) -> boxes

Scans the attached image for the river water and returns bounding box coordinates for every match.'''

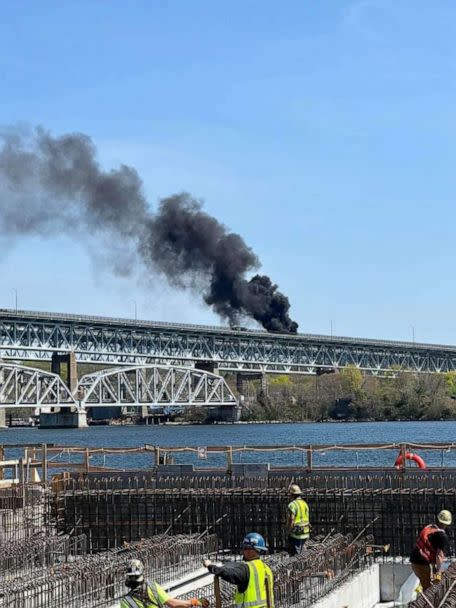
[1,420,456,470]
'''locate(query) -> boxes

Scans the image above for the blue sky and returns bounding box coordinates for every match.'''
[1,0,455,343]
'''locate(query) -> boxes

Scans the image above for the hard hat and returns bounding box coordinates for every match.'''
[438,510,452,526]
[289,484,302,495]
[126,559,144,581]
[242,532,268,552]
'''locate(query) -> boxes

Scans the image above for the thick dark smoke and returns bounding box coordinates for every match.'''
[0,126,298,333]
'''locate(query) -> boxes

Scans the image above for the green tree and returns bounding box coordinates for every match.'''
[269,375,292,386]
[339,366,363,394]
[444,372,456,397]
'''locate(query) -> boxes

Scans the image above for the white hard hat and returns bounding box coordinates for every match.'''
[438,510,452,526]
[126,559,144,581]
[289,484,302,495]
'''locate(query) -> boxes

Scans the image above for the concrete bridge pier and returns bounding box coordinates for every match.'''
[51,351,78,391]
[236,372,267,396]
[195,360,219,375]
[39,407,87,429]
[207,403,242,422]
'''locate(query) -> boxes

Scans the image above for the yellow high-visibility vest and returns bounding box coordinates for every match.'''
[234,559,274,608]
[288,498,310,539]
[121,581,167,608]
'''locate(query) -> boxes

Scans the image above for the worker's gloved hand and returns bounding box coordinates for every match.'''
[203,559,212,568]
[200,598,210,608]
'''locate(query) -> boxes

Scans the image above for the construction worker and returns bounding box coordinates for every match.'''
[203,532,274,607]
[121,559,209,608]
[287,484,310,555]
[410,510,452,591]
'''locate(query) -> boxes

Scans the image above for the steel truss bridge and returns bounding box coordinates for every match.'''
[1,309,456,374]
[0,363,238,410]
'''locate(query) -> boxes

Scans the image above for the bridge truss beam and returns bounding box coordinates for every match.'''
[0,363,238,410]
[1,310,456,374]
[0,363,77,408]
[77,365,238,408]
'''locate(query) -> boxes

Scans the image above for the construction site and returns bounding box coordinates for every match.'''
[1,441,456,608]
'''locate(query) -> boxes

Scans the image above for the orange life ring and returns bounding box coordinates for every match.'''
[394,451,427,470]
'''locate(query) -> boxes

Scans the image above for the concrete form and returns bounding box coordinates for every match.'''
[311,563,417,608]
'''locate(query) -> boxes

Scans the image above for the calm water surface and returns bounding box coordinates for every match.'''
[1,421,455,469]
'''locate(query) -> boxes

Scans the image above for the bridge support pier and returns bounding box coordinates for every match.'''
[206,404,242,422]
[195,361,219,375]
[89,406,122,423]
[39,408,87,429]
[236,372,267,396]
[51,351,78,391]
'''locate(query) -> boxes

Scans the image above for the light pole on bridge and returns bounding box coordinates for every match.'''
[129,299,138,323]
[12,288,18,314]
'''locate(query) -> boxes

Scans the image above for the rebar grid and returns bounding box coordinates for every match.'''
[0,533,87,582]
[266,533,375,607]
[59,470,456,492]
[178,533,374,608]
[0,485,51,543]
[409,562,456,607]
[0,534,217,608]
[54,481,456,556]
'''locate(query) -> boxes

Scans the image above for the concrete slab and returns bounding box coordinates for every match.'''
[312,564,380,608]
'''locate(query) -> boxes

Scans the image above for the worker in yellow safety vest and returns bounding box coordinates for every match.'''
[121,559,209,608]
[204,532,274,607]
[287,484,310,556]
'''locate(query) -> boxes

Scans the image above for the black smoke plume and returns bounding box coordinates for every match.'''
[0,126,298,333]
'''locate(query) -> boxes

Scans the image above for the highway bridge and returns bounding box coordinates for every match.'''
[1,309,456,374]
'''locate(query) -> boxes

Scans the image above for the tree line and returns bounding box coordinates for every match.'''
[236,367,456,422]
